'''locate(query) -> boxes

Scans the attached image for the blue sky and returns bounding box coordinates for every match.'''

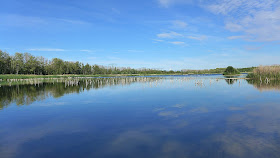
[1,0,280,70]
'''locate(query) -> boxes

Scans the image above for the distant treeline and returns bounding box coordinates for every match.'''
[182,67,255,74]
[0,50,255,75]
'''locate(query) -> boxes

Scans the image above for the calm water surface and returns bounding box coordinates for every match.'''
[0,75,280,158]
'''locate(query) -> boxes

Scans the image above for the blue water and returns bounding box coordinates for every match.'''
[0,75,280,158]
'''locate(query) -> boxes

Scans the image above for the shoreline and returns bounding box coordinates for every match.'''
[0,73,247,80]
[0,73,252,80]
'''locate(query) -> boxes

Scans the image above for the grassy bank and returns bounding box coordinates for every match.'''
[0,70,254,81]
[0,74,189,81]
[0,74,144,80]
[247,65,280,80]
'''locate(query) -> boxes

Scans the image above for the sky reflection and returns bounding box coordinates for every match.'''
[0,75,280,158]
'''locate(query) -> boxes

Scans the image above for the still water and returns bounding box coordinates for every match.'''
[0,75,280,158]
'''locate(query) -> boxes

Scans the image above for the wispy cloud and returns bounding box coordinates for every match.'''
[158,0,280,42]
[57,18,90,25]
[204,0,280,42]
[157,31,183,38]
[111,8,121,14]
[153,39,165,42]
[127,50,144,53]
[80,49,94,53]
[243,45,263,51]
[172,20,188,29]
[158,0,193,7]
[225,22,243,32]
[169,41,186,45]
[26,48,66,52]
[227,36,246,40]
[187,35,207,41]
[0,14,90,27]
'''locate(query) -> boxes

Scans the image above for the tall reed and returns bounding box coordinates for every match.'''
[247,65,280,79]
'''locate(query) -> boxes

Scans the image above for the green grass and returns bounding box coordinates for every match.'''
[0,74,141,80]
[0,74,184,81]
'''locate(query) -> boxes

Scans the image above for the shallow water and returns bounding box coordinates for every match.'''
[0,75,280,158]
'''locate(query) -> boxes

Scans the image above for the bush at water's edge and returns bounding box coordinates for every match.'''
[223,66,240,75]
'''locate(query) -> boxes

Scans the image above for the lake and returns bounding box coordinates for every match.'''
[0,75,280,158]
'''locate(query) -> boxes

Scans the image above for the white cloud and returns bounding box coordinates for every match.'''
[187,35,207,41]
[169,41,185,45]
[158,0,174,7]
[111,8,121,14]
[153,39,164,42]
[157,31,183,38]
[227,36,246,40]
[225,22,243,32]
[0,14,90,27]
[26,48,66,52]
[157,0,280,41]
[172,20,188,28]
[127,50,144,53]
[206,0,277,15]
[158,0,193,7]
[243,45,262,51]
[80,49,94,52]
[204,0,280,42]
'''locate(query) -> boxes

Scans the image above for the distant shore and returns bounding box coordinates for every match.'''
[0,73,252,81]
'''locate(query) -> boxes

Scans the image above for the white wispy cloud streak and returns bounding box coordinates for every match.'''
[172,20,188,28]
[80,49,94,53]
[157,31,183,38]
[187,35,207,41]
[158,0,280,42]
[26,48,97,52]
[127,50,144,53]
[169,41,186,45]
[0,14,90,27]
[204,0,280,42]
[158,0,193,7]
[26,48,66,52]
[227,36,246,40]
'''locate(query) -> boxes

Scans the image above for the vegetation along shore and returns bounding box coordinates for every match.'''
[2,50,278,81]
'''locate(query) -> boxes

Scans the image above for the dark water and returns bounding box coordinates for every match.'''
[0,75,280,158]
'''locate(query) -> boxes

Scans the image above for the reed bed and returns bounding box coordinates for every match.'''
[247,65,280,80]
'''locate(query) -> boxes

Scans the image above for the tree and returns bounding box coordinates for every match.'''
[0,50,12,74]
[24,53,39,74]
[73,62,82,74]
[93,65,103,75]
[83,63,92,75]
[37,56,46,75]
[13,53,24,74]
[51,58,65,75]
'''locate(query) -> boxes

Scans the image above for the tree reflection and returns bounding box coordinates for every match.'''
[0,77,161,110]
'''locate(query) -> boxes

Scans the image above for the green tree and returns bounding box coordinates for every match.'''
[0,50,12,74]
[13,53,24,74]
[24,53,39,74]
[51,58,65,74]
[83,63,92,75]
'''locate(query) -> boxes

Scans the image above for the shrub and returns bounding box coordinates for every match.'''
[223,66,240,75]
